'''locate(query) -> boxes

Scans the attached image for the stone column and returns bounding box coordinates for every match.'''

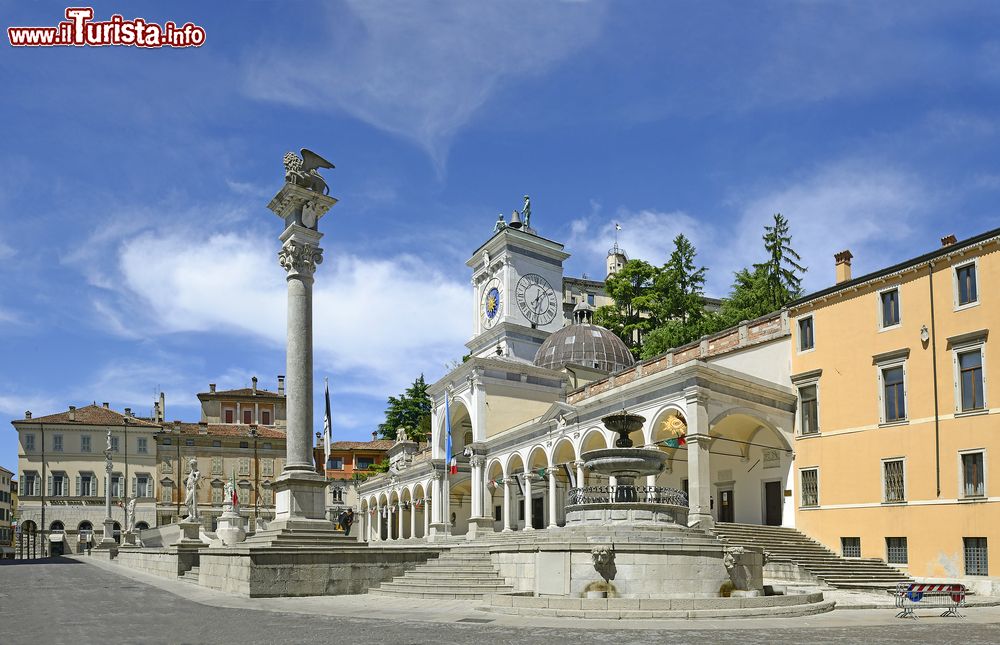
[502,480,512,532]
[396,503,404,540]
[546,468,558,528]
[523,474,534,531]
[423,498,431,538]
[375,507,383,541]
[263,182,337,538]
[427,472,446,540]
[574,460,585,489]
[409,502,416,539]
[466,456,492,539]
[685,388,713,529]
[96,446,117,551]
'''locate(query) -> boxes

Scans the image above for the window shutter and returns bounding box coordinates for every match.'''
[19,478,24,496]
[47,475,53,497]
[93,476,99,498]
[132,476,137,498]
[76,475,81,497]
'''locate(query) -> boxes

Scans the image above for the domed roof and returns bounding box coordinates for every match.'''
[534,303,635,373]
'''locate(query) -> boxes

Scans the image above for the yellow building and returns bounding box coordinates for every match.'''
[790,229,999,590]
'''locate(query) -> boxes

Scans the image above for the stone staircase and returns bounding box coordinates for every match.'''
[369,545,513,599]
[178,565,199,584]
[713,522,912,590]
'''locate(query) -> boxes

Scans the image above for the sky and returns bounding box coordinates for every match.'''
[2,1,1000,474]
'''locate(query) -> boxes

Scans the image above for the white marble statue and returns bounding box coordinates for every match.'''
[395,427,408,443]
[223,478,237,512]
[124,497,137,533]
[183,458,201,521]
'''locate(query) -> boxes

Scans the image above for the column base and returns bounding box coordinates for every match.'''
[687,513,714,530]
[245,470,345,547]
[465,516,494,541]
[426,522,448,542]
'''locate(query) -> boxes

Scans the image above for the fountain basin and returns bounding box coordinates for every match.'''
[582,447,668,478]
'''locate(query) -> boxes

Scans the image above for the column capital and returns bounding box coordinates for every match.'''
[278,233,324,279]
[469,455,486,468]
[687,434,713,447]
[544,467,560,477]
[683,386,709,407]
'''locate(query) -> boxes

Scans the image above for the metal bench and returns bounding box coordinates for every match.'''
[891,582,966,619]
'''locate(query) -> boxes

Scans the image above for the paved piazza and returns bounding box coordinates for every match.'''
[0,558,997,645]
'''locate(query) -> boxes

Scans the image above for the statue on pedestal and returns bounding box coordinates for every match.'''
[283,148,335,195]
[124,497,137,533]
[183,459,201,521]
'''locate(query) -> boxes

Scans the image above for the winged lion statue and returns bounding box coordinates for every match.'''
[283,148,335,195]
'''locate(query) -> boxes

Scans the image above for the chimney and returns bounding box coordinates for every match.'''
[941,234,957,247]
[372,431,378,441]
[158,391,165,422]
[834,250,853,284]
[25,411,31,419]
[124,407,132,417]
[252,376,258,394]
[102,402,109,409]
[209,383,216,394]
[68,405,76,421]
[277,375,285,395]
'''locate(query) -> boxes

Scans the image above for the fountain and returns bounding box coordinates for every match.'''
[565,411,688,526]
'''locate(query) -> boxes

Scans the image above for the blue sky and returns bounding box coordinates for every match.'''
[2,1,1000,474]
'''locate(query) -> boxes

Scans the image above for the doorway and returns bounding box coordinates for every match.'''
[718,488,735,523]
[531,497,545,529]
[763,481,783,526]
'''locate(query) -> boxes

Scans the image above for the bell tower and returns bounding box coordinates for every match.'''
[466,218,569,363]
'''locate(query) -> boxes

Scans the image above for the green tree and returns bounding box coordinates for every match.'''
[593,259,657,357]
[640,235,711,358]
[753,213,806,311]
[377,375,432,442]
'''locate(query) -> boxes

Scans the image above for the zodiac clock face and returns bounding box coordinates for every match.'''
[515,273,557,326]
[481,278,502,328]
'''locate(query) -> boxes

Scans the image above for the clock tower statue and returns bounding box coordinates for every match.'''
[466,203,569,362]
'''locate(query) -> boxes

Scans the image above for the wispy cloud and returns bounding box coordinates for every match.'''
[243,0,607,172]
[571,159,937,296]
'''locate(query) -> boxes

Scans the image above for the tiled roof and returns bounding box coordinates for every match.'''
[14,404,160,427]
[159,422,286,440]
[329,440,394,451]
[197,387,284,399]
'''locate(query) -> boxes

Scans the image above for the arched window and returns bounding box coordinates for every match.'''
[112,521,122,544]
[49,520,65,532]
[135,521,150,531]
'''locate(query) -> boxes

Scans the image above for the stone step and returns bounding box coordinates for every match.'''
[368,588,499,600]
[411,565,499,575]
[399,573,506,584]
[377,582,513,594]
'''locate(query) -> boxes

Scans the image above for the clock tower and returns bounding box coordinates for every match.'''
[466,225,569,362]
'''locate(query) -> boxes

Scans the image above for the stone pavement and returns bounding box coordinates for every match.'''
[2,556,1000,645]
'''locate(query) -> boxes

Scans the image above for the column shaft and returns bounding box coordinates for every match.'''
[547,471,558,528]
[502,482,512,532]
[284,274,315,471]
[523,475,534,530]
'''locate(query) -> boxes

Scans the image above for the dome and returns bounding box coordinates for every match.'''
[534,303,635,373]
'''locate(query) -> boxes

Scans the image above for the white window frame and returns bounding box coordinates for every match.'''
[137,437,148,454]
[877,285,902,331]
[958,449,987,499]
[876,356,909,425]
[110,436,120,453]
[135,473,151,498]
[222,405,236,424]
[952,340,988,414]
[799,467,819,508]
[52,434,63,452]
[24,433,35,452]
[796,380,821,436]
[881,457,907,504]
[954,258,980,311]
[796,314,816,354]
[80,435,91,453]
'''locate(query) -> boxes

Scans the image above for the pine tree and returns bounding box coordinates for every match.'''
[753,213,806,311]
[641,235,710,358]
[593,259,657,357]
[377,375,432,442]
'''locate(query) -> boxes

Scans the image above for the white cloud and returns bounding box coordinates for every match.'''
[571,160,935,296]
[114,228,468,397]
[243,0,607,170]
[0,392,59,418]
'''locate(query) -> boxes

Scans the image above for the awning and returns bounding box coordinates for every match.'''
[48,533,65,543]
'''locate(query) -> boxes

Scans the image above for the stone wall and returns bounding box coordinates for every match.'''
[113,548,183,579]
[198,546,440,597]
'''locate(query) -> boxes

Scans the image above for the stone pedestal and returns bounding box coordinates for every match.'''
[175,519,204,546]
[216,510,247,546]
[121,532,138,548]
[94,517,118,552]
[426,522,448,542]
[465,516,494,541]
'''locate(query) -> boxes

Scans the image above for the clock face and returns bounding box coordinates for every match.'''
[482,279,501,328]
[515,273,557,325]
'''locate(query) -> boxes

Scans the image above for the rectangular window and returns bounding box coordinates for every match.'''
[79,473,96,497]
[882,365,906,422]
[163,438,172,446]
[799,385,819,435]
[800,469,819,507]
[883,459,906,503]
[261,458,274,477]
[880,288,900,328]
[110,436,120,452]
[964,537,988,576]
[160,457,172,474]
[111,474,124,498]
[356,457,375,470]
[261,409,272,425]
[211,485,223,505]
[243,409,253,425]
[212,439,222,448]
[327,457,344,470]
[841,537,861,558]
[957,263,978,306]
[263,442,272,450]
[240,441,249,449]
[587,293,595,306]
[135,474,151,498]
[262,487,273,505]
[224,408,235,424]
[24,434,35,452]
[886,537,908,565]
[51,472,68,497]
[238,485,249,506]
[161,483,172,503]
[22,472,39,496]
[962,452,985,498]
[137,437,148,454]
[80,435,91,453]
[185,438,194,447]
[239,458,250,476]
[958,349,985,411]
[53,434,63,452]
[798,316,814,351]
[211,457,223,475]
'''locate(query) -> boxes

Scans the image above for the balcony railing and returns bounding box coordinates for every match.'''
[567,485,688,507]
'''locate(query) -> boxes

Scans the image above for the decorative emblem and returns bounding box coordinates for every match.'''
[482,278,502,328]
